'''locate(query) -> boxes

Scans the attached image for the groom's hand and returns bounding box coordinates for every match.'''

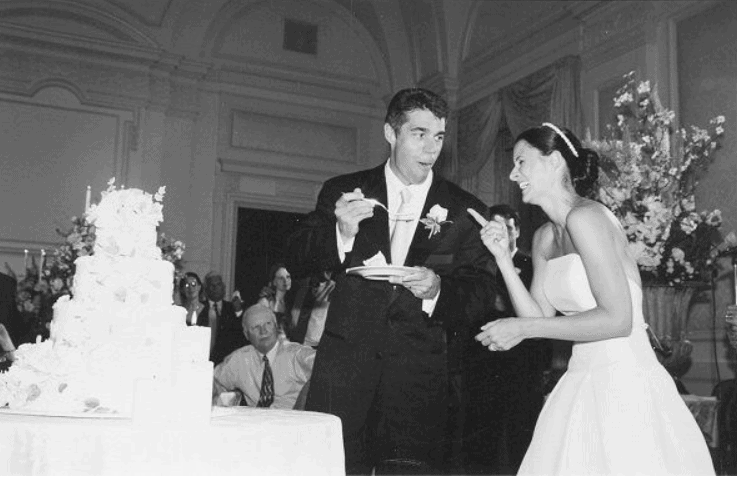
[391,267,440,300]
[335,188,374,242]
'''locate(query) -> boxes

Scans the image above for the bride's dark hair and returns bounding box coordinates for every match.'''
[515,124,599,198]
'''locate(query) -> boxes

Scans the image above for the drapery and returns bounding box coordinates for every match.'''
[455,55,583,200]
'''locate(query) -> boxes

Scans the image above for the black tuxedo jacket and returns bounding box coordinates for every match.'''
[197,299,246,364]
[287,164,496,350]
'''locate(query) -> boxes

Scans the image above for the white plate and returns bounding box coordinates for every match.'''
[0,407,127,419]
[346,265,420,281]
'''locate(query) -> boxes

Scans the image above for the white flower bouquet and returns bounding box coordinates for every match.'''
[585,72,731,285]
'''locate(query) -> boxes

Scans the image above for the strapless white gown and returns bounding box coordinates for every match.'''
[517,253,715,475]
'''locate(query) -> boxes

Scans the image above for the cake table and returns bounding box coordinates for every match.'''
[0,407,345,475]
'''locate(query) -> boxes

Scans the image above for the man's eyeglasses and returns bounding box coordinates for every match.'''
[184,281,200,288]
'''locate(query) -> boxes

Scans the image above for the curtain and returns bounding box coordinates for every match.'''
[455,55,583,200]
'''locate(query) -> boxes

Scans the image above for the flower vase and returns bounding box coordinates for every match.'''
[641,284,705,380]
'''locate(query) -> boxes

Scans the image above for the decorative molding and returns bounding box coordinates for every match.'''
[230,109,357,163]
[207,60,381,109]
[0,238,57,255]
[460,26,579,107]
[0,87,135,186]
[579,1,651,53]
[106,0,175,28]
[0,20,160,65]
[219,157,354,184]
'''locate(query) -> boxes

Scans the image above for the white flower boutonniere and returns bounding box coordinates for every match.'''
[419,205,452,239]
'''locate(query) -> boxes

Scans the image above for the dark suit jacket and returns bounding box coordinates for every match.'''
[287,164,497,352]
[196,300,246,365]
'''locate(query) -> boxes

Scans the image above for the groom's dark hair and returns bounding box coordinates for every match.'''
[385,88,448,132]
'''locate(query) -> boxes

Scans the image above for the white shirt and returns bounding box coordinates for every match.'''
[213,339,316,409]
[336,160,440,315]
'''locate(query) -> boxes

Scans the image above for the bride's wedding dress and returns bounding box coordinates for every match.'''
[518,253,715,475]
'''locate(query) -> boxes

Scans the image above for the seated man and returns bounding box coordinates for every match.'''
[213,303,315,409]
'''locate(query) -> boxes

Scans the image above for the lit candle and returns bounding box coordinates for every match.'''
[39,249,45,281]
[85,185,91,212]
[24,249,28,271]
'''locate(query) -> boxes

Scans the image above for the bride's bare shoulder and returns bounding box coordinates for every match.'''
[567,200,616,230]
[532,222,556,260]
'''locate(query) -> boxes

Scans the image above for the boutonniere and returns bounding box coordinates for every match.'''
[419,205,452,238]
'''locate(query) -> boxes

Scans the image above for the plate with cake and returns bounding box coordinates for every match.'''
[347,251,421,280]
[346,265,420,280]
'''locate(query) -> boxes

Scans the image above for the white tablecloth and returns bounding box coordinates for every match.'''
[0,407,345,475]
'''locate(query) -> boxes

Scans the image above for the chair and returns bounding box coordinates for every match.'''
[712,379,737,475]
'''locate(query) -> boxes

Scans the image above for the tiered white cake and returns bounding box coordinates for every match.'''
[0,180,212,423]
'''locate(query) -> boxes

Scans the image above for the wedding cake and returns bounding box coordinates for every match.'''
[0,180,213,423]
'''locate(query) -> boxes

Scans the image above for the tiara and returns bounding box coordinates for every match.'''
[542,122,578,158]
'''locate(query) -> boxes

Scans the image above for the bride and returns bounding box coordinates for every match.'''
[473,123,715,475]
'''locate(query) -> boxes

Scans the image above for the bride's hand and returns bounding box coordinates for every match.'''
[475,318,525,352]
[479,218,512,261]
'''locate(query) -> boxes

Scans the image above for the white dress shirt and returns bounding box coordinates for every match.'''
[213,339,316,409]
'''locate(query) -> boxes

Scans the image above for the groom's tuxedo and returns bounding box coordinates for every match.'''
[287,163,496,474]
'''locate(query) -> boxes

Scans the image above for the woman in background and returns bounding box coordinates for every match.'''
[258,263,292,339]
[179,272,204,326]
[474,123,714,475]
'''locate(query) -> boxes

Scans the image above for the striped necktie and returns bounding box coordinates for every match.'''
[257,355,274,408]
[390,188,414,266]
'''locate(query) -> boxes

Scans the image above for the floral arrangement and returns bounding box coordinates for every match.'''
[585,71,733,285]
[157,233,186,276]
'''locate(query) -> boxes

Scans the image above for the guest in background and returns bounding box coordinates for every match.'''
[232,290,245,320]
[462,203,548,475]
[179,272,205,326]
[257,284,276,309]
[0,323,16,373]
[289,270,335,347]
[213,303,315,409]
[199,271,244,365]
[258,263,293,339]
[270,263,293,336]
[0,270,22,346]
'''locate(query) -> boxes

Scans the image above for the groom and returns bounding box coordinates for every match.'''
[286,88,496,475]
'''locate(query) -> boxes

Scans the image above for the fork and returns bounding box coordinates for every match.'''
[361,198,412,221]
[361,198,389,212]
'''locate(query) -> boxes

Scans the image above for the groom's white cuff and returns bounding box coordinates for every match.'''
[422,290,440,316]
[336,224,355,263]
